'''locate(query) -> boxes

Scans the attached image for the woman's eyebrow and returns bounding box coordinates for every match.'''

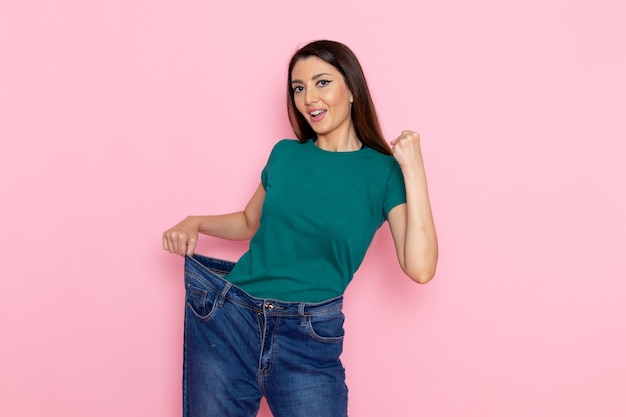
[291,73,333,84]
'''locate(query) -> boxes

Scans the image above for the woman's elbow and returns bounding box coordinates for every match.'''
[404,265,437,284]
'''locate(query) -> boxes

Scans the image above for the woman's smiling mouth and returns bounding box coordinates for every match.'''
[308,109,327,122]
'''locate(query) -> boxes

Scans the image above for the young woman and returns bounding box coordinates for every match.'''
[163,40,438,417]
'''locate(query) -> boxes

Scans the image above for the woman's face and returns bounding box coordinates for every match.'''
[291,56,353,141]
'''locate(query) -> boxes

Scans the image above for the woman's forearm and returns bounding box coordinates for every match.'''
[193,212,259,241]
[163,183,266,255]
[389,130,438,283]
[401,165,438,283]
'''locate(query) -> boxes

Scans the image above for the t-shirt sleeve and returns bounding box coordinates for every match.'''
[261,139,289,189]
[261,158,270,189]
[383,161,407,219]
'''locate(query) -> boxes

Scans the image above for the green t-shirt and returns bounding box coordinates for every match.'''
[226,139,406,302]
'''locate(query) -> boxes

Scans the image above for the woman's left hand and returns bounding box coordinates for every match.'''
[390,130,423,169]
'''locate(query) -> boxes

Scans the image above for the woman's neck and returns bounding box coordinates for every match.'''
[315,126,361,152]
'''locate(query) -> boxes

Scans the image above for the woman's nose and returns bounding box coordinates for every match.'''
[305,89,318,104]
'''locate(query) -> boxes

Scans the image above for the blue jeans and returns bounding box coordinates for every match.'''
[183,254,349,417]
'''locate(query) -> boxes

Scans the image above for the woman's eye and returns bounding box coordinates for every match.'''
[293,86,304,93]
[317,80,332,87]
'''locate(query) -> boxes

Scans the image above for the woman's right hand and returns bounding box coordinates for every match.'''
[163,216,200,256]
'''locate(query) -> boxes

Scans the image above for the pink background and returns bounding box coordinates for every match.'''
[1,0,625,416]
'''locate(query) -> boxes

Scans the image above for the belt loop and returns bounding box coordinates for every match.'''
[216,282,232,307]
[298,303,307,327]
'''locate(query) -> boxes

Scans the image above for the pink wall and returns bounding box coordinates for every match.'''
[2,0,625,416]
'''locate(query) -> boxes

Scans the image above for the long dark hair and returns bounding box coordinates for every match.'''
[286,40,392,155]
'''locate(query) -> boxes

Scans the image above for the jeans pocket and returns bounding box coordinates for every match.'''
[306,311,345,343]
[185,283,219,320]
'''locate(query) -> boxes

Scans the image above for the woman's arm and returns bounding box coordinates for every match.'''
[387,130,438,284]
[162,183,266,256]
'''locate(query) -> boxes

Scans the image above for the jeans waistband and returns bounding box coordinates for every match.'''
[184,253,343,316]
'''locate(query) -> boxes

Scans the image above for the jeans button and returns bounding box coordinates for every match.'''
[265,302,274,310]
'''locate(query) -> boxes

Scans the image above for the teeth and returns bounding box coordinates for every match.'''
[310,110,325,116]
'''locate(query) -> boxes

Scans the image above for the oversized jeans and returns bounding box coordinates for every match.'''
[183,254,349,417]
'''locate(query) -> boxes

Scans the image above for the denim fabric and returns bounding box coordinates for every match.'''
[183,254,348,417]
